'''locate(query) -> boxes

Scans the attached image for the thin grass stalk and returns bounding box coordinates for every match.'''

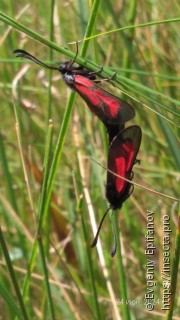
[21,121,53,304]
[14,119,36,223]
[146,56,180,171]
[80,199,102,320]
[21,241,38,300]
[37,239,56,320]
[114,214,131,320]
[44,92,75,223]
[0,134,18,212]
[122,0,137,78]
[80,17,180,42]
[156,117,180,170]
[37,119,53,230]
[0,226,29,320]
[47,0,55,120]
[0,282,23,319]
[110,73,180,110]
[117,80,180,119]
[20,121,55,318]
[79,0,102,56]
[7,0,17,50]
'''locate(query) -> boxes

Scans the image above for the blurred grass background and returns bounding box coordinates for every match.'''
[0,1,179,319]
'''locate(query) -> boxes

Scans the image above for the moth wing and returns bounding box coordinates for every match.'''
[74,76,135,125]
[106,126,142,208]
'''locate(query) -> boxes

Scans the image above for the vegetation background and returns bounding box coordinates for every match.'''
[0,1,179,319]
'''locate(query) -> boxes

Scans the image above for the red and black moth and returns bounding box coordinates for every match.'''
[91,125,142,257]
[13,49,135,136]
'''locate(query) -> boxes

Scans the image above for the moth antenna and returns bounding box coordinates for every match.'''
[68,41,79,68]
[13,49,59,71]
[91,207,111,248]
[111,214,117,257]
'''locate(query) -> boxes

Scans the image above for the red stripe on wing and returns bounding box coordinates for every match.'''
[106,126,142,209]
[74,75,135,125]
[114,140,134,193]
